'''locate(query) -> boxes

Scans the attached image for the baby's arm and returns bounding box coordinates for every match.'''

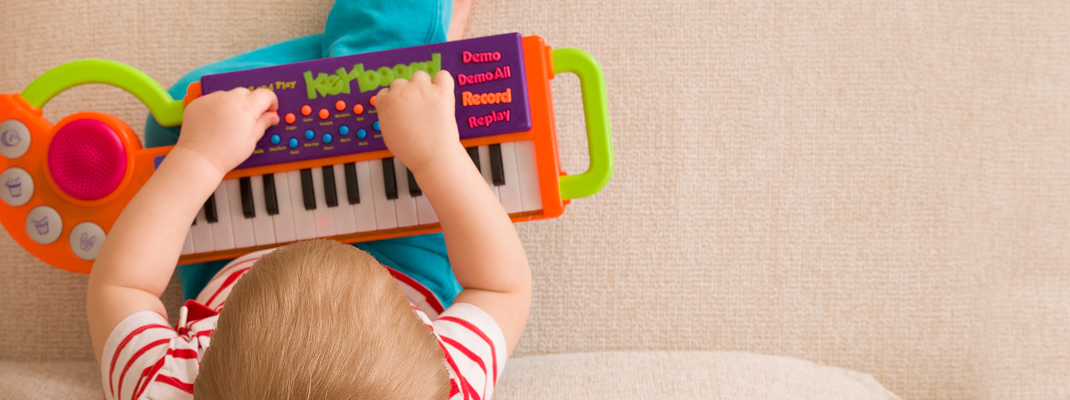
[86,88,278,363]
[447,0,472,41]
[376,70,531,357]
[378,68,532,357]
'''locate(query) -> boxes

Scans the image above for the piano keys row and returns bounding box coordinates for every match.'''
[181,140,543,255]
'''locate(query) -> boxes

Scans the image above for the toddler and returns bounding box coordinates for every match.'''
[86,66,530,399]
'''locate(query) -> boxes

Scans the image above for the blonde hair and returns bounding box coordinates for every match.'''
[194,239,450,400]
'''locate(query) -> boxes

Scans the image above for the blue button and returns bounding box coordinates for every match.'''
[288,138,299,148]
[304,130,315,140]
[357,129,367,140]
[323,133,333,144]
[339,125,350,135]
[373,121,380,131]
[270,134,281,145]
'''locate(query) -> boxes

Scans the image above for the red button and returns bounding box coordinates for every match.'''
[301,105,312,116]
[319,108,329,120]
[353,104,364,115]
[285,113,296,124]
[369,96,376,107]
[335,100,346,111]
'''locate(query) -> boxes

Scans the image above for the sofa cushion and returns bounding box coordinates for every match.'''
[495,351,900,400]
[0,361,101,399]
[0,351,899,399]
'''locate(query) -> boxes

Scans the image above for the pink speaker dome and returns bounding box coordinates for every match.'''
[47,119,127,201]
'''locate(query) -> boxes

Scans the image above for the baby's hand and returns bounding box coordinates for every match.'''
[376,70,463,174]
[177,88,279,175]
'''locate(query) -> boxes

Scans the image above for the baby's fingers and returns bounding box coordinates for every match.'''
[410,70,433,85]
[247,88,279,113]
[433,70,455,91]
[255,111,280,135]
[376,87,392,108]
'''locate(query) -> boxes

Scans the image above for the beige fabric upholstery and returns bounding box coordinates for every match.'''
[0,362,102,400]
[494,351,901,400]
[2,0,1068,399]
[0,352,902,400]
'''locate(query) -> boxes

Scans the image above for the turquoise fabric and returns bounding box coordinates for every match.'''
[146,0,461,307]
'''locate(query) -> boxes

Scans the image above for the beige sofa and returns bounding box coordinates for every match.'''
[2,1,1068,399]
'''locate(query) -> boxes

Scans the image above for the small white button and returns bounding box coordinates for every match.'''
[0,167,33,206]
[25,205,62,245]
[69,222,106,261]
[0,119,31,159]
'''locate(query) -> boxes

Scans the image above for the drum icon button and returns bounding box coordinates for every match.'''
[0,167,33,207]
[25,205,62,245]
[69,222,106,261]
[0,119,31,159]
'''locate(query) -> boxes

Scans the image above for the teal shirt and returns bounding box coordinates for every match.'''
[146,0,462,307]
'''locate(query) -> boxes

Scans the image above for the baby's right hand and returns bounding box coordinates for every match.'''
[177,87,279,176]
[376,70,464,174]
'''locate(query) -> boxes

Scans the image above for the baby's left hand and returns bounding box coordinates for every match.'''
[177,87,279,175]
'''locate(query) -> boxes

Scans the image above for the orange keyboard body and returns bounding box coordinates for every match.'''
[0,35,611,274]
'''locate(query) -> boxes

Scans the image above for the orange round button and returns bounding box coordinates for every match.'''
[353,104,364,115]
[301,105,312,116]
[369,96,376,107]
[335,100,346,111]
[285,113,296,124]
[319,108,330,120]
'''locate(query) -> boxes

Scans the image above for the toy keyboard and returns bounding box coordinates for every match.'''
[0,33,613,274]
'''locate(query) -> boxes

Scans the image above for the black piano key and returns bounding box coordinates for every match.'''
[466,146,481,172]
[203,193,218,223]
[300,168,316,210]
[489,143,505,186]
[344,162,360,204]
[408,169,422,197]
[382,157,398,200]
[263,174,279,216]
[239,177,255,218]
[322,166,338,208]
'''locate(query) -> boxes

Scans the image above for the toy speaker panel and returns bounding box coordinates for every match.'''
[0,94,154,274]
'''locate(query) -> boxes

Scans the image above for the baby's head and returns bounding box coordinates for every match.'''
[194,239,450,399]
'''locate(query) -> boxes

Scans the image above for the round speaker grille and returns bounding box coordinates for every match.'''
[47,119,127,201]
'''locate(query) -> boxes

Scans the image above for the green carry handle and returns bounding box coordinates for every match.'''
[551,48,614,201]
[20,59,185,127]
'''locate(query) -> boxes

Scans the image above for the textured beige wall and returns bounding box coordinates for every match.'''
[2,1,1069,399]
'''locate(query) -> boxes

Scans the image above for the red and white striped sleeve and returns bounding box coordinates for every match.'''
[195,249,272,310]
[99,308,217,400]
[433,302,508,400]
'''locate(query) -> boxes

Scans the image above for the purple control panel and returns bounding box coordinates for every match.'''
[199,33,531,170]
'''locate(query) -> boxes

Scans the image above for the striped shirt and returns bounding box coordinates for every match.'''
[99,249,506,400]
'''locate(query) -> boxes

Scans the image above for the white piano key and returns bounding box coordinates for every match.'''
[208,184,236,251]
[498,142,524,214]
[415,190,438,225]
[286,171,318,240]
[190,206,214,253]
[332,164,357,235]
[249,176,277,246]
[514,140,543,212]
[352,161,378,232]
[181,227,195,255]
[269,173,298,244]
[393,159,419,227]
[478,145,500,200]
[311,167,336,237]
[369,159,398,230]
[226,179,257,248]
